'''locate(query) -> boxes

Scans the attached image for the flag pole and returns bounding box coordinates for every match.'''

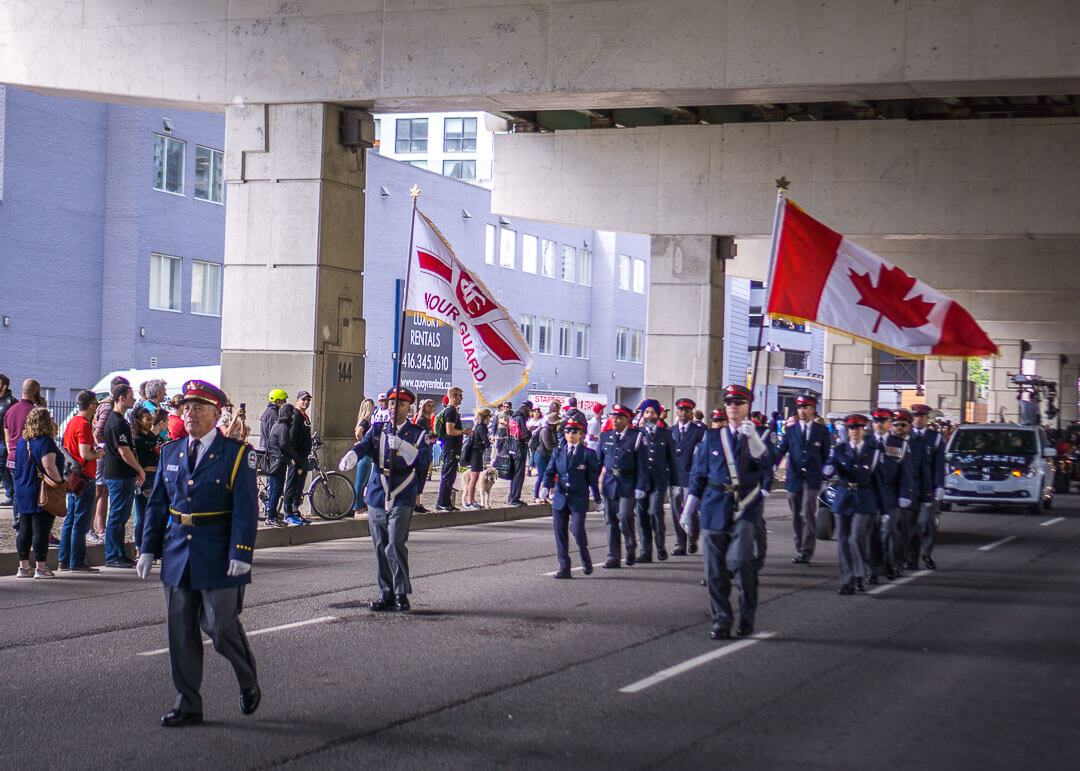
[748,178,789,409]
[389,185,421,452]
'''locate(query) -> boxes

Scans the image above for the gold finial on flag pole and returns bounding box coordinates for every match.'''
[410,184,421,200]
[775,176,790,191]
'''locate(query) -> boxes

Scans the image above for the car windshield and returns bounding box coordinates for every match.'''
[952,429,1035,455]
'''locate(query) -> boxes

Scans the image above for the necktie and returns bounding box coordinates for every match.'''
[804,423,809,442]
[188,439,200,474]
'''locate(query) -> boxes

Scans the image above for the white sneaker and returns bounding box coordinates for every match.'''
[34,567,55,579]
[86,532,103,545]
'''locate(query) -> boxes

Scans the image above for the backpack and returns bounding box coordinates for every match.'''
[433,408,449,440]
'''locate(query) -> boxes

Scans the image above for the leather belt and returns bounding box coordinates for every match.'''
[610,469,621,476]
[845,483,871,490]
[708,481,736,493]
[169,508,229,526]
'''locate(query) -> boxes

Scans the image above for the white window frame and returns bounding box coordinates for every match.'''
[617,254,631,290]
[153,135,185,195]
[560,245,575,282]
[537,317,554,355]
[194,145,224,204]
[558,321,573,357]
[577,249,592,286]
[442,159,476,180]
[522,234,538,274]
[395,118,428,153]
[499,228,516,269]
[615,327,629,362]
[443,116,477,153]
[519,314,535,349]
[631,329,644,363]
[575,324,590,359]
[540,239,557,278]
[484,224,496,265]
[632,258,646,294]
[190,260,222,317]
[149,253,182,312]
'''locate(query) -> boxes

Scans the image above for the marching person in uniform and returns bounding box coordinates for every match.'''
[823,414,881,594]
[877,409,915,580]
[635,398,677,563]
[339,387,431,611]
[137,380,261,727]
[681,385,771,639]
[540,418,600,578]
[596,404,648,568]
[669,397,706,556]
[908,404,946,570]
[775,393,831,565]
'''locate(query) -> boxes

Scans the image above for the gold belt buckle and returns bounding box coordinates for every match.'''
[180,513,193,525]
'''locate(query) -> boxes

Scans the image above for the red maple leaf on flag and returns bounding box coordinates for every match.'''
[848,265,935,334]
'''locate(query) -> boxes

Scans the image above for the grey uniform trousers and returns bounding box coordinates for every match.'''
[369,503,414,596]
[603,494,637,561]
[669,485,700,550]
[702,519,758,632]
[835,513,870,585]
[788,486,820,558]
[636,489,667,557]
[165,583,257,715]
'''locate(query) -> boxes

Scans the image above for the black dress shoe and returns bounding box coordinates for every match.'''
[602,558,620,569]
[240,685,261,715]
[395,594,411,611]
[657,550,668,561]
[710,628,731,640]
[636,554,652,564]
[837,583,855,595]
[855,578,865,592]
[923,556,937,570]
[688,542,698,554]
[582,563,593,575]
[671,546,687,556]
[867,574,880,585]
[161,709,203,728]
[884,568,897,581]
[369,595,396,612]
[553,568,572,579]
[791,554,807,564]
[625,552,636,566]
[736,619,754,637]
[903,561,917,571]
[699,578,707,586]
[413,504,429,513]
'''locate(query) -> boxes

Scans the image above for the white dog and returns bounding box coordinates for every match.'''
[479,467,499,508]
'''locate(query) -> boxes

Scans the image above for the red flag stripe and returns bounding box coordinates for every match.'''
[766,200,841,320]
[474,322,525,365]
[416,248,453,283]
[931,301,998,357]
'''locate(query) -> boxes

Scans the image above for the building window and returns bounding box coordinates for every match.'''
[373,118,380,147]
[615,327,629,362]
[194,145,224,204]
[153,135,185,195]
[522,234,538,274]
[577,250,592,286]
[784,350,809,370]
[519,314,535,349]
[560,245,575,282]
[443,159,476,180]
[558,321,573,357]
[575,324,590,358]
[443,117,477,153]
[541,239,557,278]
[191,260,222,316]
[499,228,516,269]
[632,258,646,294]
[617,255,631,290]
[485,224,496,265]
[407,160,428,169]
[631,329,644,363]
[537,317,554,354]
[395,118,428,153]
[149,253,182,312]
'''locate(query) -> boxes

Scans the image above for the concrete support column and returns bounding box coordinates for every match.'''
[643,236,727,412]
[987,340,1024,424]
[221,103,370,447]
[822,334,879,416]
[1060,360,1080,425]
[923,358,968,422]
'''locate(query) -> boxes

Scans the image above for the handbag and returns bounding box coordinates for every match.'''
[494,449,513,480]
[29,443,68,517]
[61,445,88,496]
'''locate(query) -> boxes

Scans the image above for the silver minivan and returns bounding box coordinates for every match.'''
[942,423,1056,514]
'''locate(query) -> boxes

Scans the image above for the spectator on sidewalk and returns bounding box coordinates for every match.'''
[218,401,249,441]
[436,386,470,513]
[463,407,492,509]
[525,407,544,476]
[412,399,437,512]
[259,389,288,449]
[90,376,130,544]
[131,406,165,557]
[59,389,103,573]
[283,391,313,525]
[264,404,299,527]
[586,403,604,451]
[4,378,44,530]
[352,398,376,517]
[101,382,144,567]
[13,407,63,578]
[141,379,167,414]
[0,373,17,506]
[506,401,533,507]
[166,395,188,441]
[533,411,558,503]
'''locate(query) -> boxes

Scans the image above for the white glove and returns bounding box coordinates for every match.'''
[136,553,154,579]
[338,449,358,472]
[739,420,767,458]
[898,497,912,509]
[934,487,945,502]
[634,488,646,500]
[386,434,401,450]
[761,488,770,498]
[226,559,252,577]
[539,487,550,501]
[822,464,834,477]
[679,494,700,532]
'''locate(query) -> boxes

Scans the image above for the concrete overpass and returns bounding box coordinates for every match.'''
[4,0,1079,435]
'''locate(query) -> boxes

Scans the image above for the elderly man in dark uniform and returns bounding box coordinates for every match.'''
[339,386,431,611]
[136,380,261,727]
[878,408,915,580]
[775,393,831,565]
[681,385,772,639]
[540,417,601,578]
[908,403,946,570]
[634,398,677,563]
[597,404,648,568]
[669,397,706,556]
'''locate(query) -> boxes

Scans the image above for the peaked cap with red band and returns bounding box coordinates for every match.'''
[845,413,869,427]
[723,384,753,403]
[386,386,416,405]
[180,380,227,410]
[796,394,818,406]
[870,408,893,420]
[893,408,913,422]
[710,408,727,421]
[675,397,696,409]
[910,403,932,415]
[611,404,634,419]
[564,418,586,431]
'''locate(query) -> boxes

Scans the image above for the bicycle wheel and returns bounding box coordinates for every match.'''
[308,472,355,520]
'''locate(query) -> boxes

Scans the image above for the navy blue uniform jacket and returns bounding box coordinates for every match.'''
[824,441,882,516]
[687,428,771,530]
[542,442,601,512]
[640,423,677,493]
[142,432,259,591]
[597,427,648,499]
[909,428,945,502]
[671,420,706,487]
[352,420,431,510]
[776,421,832,492]
[875,433,914,511]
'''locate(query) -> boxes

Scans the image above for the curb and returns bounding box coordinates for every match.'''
[0,504,552,575]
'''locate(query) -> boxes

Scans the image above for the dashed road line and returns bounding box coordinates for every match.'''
[137,615,338,656]
[1039,517,1065,527]
[866,569,932,595]
[977,535,1017,552]
[618,632,776,693]
[542,566,587,577]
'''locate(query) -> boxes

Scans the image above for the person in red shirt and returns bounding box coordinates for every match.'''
[60,390,103,572]
[166,395,188,441]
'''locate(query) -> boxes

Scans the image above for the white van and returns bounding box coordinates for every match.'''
[942,423,1056,514]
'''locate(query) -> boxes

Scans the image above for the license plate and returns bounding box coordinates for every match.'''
[976,484,994,494]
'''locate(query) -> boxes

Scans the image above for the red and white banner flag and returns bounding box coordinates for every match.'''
[405,208,533,406]
[766,199,998,357]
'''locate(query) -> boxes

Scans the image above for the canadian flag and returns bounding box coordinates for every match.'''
[766,200,998,357]
[405,208,533,406]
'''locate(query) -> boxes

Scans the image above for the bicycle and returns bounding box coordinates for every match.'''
[303,435,355,520]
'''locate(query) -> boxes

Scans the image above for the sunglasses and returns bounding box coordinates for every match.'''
[872,417,890,422]
[892,422,910,428]
[565,428,582,434]
[724,399,748,406]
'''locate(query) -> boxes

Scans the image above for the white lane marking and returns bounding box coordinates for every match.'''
[866,569,932,596]
[137,615,337,656]
[1040,517,1065,527]
[542,566,586,576]
[978,535,1017,552]
[618,632,776,694]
